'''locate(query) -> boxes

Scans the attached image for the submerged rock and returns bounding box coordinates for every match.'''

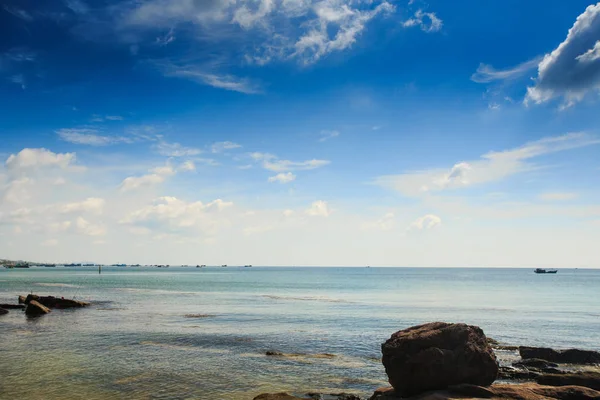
[368,383,600,399]
[24,294,89,309]
[519,346,600,364]
[381,322,498,397]
[537,372,600,391]
[0,303,26,309]
[25,300,51,316]
[0,308,8,316]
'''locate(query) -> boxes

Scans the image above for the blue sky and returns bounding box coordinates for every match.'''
[1,0,600,267]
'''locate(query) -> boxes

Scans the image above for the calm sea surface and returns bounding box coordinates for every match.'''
[1,267,599,399]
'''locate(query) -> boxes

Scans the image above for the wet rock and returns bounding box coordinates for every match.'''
[24,294,89,309]
[254,394,304,400]
[498,366,540,381]
[368,383,600,399]
[0,303,26,309]
[0,308,8,316]
[266,351,285,356]
[515,358,559,370]
[381,322,498,397]
[18,295,26,304]
[537,372,600,391]
[25,300,51,316]
[519,346,600,364]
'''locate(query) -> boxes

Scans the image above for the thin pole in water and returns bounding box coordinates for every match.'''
[99,265,101,274]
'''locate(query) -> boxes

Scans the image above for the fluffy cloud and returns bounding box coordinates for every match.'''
[121,0,396,66]
[526,3,600,108]
[60,198,106,214]
[250,152,330,172]
[120,196,233,236]
[5,148,76,172]
[403,10,443,33]
[75,217,107,236]
[305,200,331,217]
[374,133,600,197]
[268,172,296,183]
[120,164,176,191]
[409,214,441,230]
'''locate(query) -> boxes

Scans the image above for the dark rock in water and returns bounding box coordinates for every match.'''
[537,372,600,391]
[0,308,8,316]
[254,394,304,400]
[24,294,89,309]
[498,366,541,381]
[515,358,559,370]
[368,383,600,399]
[519,346,600,364]
[0,303,26,310]
[18,295,26,304]
[266,351,284,356]
[25,300,51,316]
[381,322,498,397]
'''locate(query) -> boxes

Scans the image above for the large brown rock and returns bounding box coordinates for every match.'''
[25,300,51,316]
[519,346,600,364]
[537,372,600,391]
[381,322,498,397]
[369,383,600,399]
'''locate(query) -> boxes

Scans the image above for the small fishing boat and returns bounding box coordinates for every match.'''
[221,264,227,268]
[244,265,252,268]
[534,268,558,274]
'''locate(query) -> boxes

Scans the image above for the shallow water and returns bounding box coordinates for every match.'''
[1,267,599,399]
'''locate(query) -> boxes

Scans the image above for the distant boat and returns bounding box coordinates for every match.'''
[534,268,558,274]
[244,265,252,268]
[14,263,30,269]
[221,264,227,268]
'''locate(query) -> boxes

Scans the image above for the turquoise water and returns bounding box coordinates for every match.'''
[1,267,599,399]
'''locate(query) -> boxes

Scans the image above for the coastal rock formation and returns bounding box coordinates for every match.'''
[0,307,8,316]
[18,295,26,304]
[498,366,541,381]
[24,294,89,309]
[368,383,600,399]
[253,394,360,400]
[25,300,51,316]
[0,303,26,309]
[537,372,600,391]
[381,322,498,397]
[514,358,559,370]
[519,346,600,364]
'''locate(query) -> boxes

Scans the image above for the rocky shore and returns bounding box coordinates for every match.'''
[254,322,600,400]
[0,294,90,318]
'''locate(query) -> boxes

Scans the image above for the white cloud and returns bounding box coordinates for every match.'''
[5,148,76,172]
[75,217,107,236]
[122,0,397,67]
[60,198,105,215]
[403,10,443,33]
[305,200,331,217]
[526,3,600,108]
[120,196,233,236]
[471,58,541,83]
[57,128,132,146]
[42,239,59,247]
[268,172,296,183]
[154,141,202,157]
[251,152,330,172]
[539,192,579,201]
[211,141,242,153]
[409,214,441,230]
[374,133,600,197]
[319,130,340,142]
[363,212,395,231]
[179,161,196,172]
[161,65,262,94]
[120,164,176,191]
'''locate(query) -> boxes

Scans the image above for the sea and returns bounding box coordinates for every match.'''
[1,267,599,399]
